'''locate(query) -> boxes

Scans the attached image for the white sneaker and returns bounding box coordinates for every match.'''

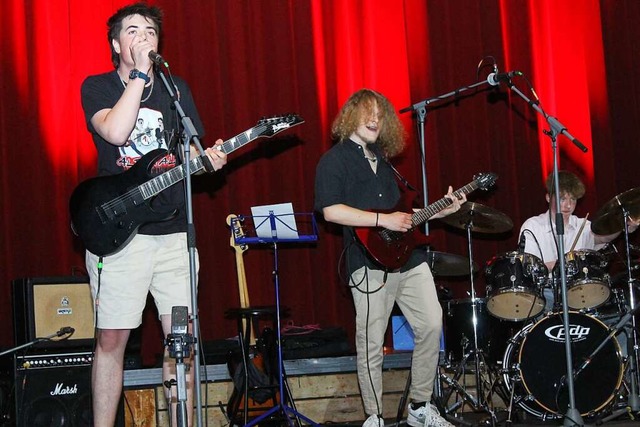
[363,413,384,427]
[407,403,453,427]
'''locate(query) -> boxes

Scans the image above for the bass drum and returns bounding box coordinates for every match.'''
[502,312,624,419]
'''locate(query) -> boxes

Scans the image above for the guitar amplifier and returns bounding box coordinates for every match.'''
[14,352,93,427]
[12,276,94,350]
[14,352,124,427]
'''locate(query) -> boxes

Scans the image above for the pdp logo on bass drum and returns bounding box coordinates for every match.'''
[544,324,590,342]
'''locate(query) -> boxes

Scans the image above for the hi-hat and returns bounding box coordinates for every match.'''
[440,202,513,234]
[591,188,640,235]
[426,250,478,276]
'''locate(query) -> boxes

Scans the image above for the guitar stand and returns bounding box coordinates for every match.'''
[225,306,284,426]
[231,212,319,427]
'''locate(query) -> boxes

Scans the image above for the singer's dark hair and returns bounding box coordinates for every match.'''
[545,170,585,199]
[331,89,406,158]
[107,2,163,69]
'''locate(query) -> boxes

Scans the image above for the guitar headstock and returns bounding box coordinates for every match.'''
[474,172,498,190]
[256,114,304,138]
[226,214,248,254]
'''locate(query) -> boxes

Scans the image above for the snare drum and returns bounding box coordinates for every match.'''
[502,312,623,418]
[485,252,548,321]
[555,250,611,310]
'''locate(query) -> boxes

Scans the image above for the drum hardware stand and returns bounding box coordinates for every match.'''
[504,72,587,427]
[435,214,498,424]
[231,213,319,427]
[596,209,640,422]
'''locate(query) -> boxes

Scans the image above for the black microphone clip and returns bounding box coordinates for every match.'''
[518,233,526,253]
[487,70,522,86]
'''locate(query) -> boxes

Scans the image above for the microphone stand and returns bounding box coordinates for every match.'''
[400,78,492,235]
[505,79,586,426]
[156,66,212,427]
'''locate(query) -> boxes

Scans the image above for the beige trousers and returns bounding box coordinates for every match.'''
[350,263,443,416]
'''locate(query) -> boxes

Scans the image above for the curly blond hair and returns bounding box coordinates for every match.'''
[331,89,406,158]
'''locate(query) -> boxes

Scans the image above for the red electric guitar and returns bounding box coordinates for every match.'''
[354,172,497,270]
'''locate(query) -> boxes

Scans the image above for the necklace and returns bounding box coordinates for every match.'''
[354,142,377,162]
[121,77,154,103]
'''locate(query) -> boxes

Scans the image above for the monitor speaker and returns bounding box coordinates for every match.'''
[12,276,94,350]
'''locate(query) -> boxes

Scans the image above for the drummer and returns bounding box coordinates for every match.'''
[519,170,639,312]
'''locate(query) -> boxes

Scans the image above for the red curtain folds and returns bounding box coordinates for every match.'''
[1,0,638,365]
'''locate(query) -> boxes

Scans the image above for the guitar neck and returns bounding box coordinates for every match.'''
[138,126,263,201]
[411,182,478,227]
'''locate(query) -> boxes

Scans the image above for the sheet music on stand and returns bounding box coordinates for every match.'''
[232,202,318,245]
[227,203,319,426]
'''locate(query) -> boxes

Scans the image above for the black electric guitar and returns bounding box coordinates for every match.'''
[354,172,497,270]
[69,114,303,256]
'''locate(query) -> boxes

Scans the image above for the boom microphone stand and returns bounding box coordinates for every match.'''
[399,63,496,235]
[156,63,214,427]
[495,69,588,426]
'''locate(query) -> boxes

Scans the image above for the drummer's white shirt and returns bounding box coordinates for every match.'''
[519,210,598,265]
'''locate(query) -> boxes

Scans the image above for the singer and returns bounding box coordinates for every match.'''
[79,3,227,427]
[519,171,638,313]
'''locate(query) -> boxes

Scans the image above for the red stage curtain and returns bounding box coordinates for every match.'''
[1,0,638,365]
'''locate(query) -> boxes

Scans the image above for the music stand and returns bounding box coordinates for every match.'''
[231,210,319,426]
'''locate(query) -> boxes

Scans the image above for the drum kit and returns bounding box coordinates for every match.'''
[429,188,640,424]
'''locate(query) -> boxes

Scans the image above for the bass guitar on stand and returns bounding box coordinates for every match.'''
[225,214,279,423]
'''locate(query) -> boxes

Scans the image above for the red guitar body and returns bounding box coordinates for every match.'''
[354,173,497,270]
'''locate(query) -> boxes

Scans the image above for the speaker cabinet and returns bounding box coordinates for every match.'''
[12,276,94,350]
[14,353,93,426]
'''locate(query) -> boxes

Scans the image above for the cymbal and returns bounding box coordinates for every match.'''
[426,250,478,276]
[592,187,640,235]
[440,202,513,234]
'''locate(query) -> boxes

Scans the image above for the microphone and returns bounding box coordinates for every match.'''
[518,233,526,253]
[171,306,189,336]
[487,70,521,86]
[148,51,169,67]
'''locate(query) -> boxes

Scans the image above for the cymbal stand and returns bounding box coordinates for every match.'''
[437,213,498,423]
[602,207,640,421]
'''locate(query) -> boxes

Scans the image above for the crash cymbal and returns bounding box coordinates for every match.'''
[591,187,640,235]
[440,202,513,234]
[426,250,478,276]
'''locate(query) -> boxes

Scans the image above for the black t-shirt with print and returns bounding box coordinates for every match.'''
[81,70,205,235]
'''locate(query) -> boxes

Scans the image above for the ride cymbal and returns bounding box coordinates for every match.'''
[591,188,640,235]
[440,202,513,234]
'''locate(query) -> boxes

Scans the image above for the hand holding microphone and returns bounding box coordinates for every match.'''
[149,51,169,67]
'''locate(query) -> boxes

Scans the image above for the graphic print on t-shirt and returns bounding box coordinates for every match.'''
[117,108,175,172]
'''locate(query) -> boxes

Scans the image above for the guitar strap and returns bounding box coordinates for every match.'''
[381,158,422,204]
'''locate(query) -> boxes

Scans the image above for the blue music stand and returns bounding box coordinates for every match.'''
[231,212,319,426]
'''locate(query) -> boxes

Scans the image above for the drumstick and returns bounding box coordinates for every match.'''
[569,213,589,252]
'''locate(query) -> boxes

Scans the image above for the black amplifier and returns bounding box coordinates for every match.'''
[15,351,93,370]
[14,352,94,426]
